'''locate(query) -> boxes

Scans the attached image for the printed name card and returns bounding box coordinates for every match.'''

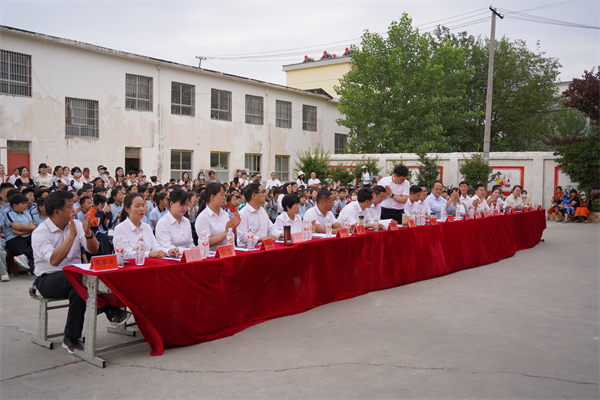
[406,219,416,228]
[215,245,236,258]
[291,232,305,244]
[91,255,119,272]
[430,218,438,225]
[463,213,471,221]
[537,205,543,211]
[260,238,275,250]
[494,209,500,216]
[446,215,455,222]
[355,225,366,234]
[180,248,201,263]
[389,221,400,230]
[474,212,481,219]
[336,228,350,238]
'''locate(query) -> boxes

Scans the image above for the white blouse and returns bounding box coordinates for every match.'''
[113,218,169,259]
[155,211,194,250]
[274,212,304,234]
[195,206,231,250]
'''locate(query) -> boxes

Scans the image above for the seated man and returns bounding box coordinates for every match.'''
[32,190,129,354]
[403,185,423,218]
[365,185,386,224]
[338,188,382,230]
[237,184,283,247]
[419,185,432,215]
[303,190,344,234]
[426,181,456,220]
[470,184,490,212]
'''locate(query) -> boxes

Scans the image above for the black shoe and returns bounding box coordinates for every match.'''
[62,336,83,354]
[106,307,131,325]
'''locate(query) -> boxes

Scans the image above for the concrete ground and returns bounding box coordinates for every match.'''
[0,221,598,400]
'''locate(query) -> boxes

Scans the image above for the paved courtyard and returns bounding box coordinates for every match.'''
[1,221,598,399]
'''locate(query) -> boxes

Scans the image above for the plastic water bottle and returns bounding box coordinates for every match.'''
[246,229,254,250]
[303,221,310,240]
[373,217,379,231]
[534,199,538,210]
[325,217,332,237]
[135,234,145,266]
[456,207,461,220]
[200,231,209,259]
[440,208,447,222]
[226,228,235,247]
[469,206,475,219]
[115,235,125,267]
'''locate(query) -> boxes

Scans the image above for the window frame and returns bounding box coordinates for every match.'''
[125,73,153,112]
[65,97,99,138]
[171,81,195,116]
[210,152,230,182]
[335,133,348,154]
[0,50,32,97]
[170,150,193,181]
[211,89,232,121]
[244,154,262,178]
[275,155,290,182]
[245,95,264,125]
[302,104,317,132]
[276,100,292,129]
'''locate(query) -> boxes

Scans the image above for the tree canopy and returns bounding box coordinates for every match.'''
[335,14,562,154]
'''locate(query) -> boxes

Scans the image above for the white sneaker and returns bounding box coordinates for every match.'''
[14,254,30,271]
[1,274,9,282]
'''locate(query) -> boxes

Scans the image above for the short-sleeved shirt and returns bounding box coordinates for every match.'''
[378,176,410,210]
[149,206,168,230]
[5,209,33,241]
[195,206,231,251]
[303,206,337,229]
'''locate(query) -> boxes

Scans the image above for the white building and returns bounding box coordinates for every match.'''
[0,26,349,183]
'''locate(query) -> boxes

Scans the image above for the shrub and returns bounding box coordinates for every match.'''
[459,153,494,186]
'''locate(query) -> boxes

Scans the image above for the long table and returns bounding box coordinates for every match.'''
[64,210,546,360]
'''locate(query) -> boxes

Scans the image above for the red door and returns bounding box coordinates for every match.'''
[7,152,30,175]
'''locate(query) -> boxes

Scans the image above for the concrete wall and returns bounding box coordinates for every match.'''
[330,152,569,209]
[0,27,349,183]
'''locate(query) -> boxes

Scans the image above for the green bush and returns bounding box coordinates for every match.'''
[293,148,331,183]
[459,153,494,187]
[328,164,356,186]
[352,157,382,182]
[591,200,600,213]
[414,146,441,189]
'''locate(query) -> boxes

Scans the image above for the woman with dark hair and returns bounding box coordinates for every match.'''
[82,167,92,184]
[274,194,305,233]
[51,166,69,187]
[70,167,84,191]
[33,163,52,187]
[156,189,195,251]
[194,183,240,251]
[112,167,125,188]
[486,187,504,210]
[179,172,190,186]
[107,188,124,226]
[63,166,71,180]
[361,166,373,187]
[547,186,563,220]
[505,185,524,209]
[113,193,176,259]
[208,170,220,184]
[14,166,35,188]
[296,172,306,189]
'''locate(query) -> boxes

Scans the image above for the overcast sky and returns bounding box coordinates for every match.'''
[1,0,598,86]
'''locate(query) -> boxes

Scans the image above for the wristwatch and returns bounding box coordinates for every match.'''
[85,233,93,239]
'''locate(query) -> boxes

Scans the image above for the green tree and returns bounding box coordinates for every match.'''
[351,157,382,182]
[293,148,331,183]
[459,153,494,187]
[328,164,356,186]
[414,146,441,189]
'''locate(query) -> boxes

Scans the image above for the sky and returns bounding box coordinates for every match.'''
[1,0,598,86]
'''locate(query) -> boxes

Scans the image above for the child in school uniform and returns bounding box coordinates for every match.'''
[5,194,36,273]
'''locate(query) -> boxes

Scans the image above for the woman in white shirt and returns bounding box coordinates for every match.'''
[361,166,373,187]
[113,193,177,259]
[178,171,190,186]
[274,194,305,234]
[70,167,85,191]
[195,183,240,250]
[504,185,524,209]
[296,172,307,189]
[51,165,69,187]
[156,189,195,251]
[33,163,52,187]
[486,187,504,210]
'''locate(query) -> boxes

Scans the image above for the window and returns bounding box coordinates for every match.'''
[210,152,229,182]
[126,74,153,111]
[276,100,292,128]
[335,133,347,154]
[65,97,99,138]
[125,147,141,173]
[1,50,31,97]
[171,150,192,181]
[211,89,231,121]
[171,82,195,116]
[275,155,289,182]
[302,105,317,131]
[245,154,261,178]
[245,95,263,125]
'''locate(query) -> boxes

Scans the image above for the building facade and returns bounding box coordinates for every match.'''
[0,26,350,183]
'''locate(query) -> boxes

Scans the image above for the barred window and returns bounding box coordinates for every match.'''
[171,82,195,116]
[171,150,193,181]
[335,133,347,154]
[302,105,317,131]
[245,95,263,125]
[245,154,261,177]
[211,89,231,121]
[276,100,291,128]
[0,50,31,97]
[275,155,289,182]
[126,74,153,111]
[210,152,230,182]
[65,97,99,138]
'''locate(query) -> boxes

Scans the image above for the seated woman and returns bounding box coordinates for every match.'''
[113,193,177,259]
[547,186,563,219]
[522,190,533,207]
[558,189,579,223]
[155,189,195,252]
[445,187,464,216]
[194,183,240,251]
[486,187,504,210]
[574,191,592,223]
[504,185,524,210]
[274,194,304,233]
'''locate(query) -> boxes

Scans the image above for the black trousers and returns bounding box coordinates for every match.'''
[35,271,113,338]
[6,236,35,271]
[381,207,404,224]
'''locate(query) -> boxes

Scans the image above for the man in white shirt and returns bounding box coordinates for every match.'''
[426,181,457,219]
[403,185,424,217]
[32,191,129,354]
[365,185,386,224]
[307,172,321,188]
[238,184,283,247]
[338,188,383,230]
[8,168,20,185]
[378,165,410,223]
[265,172,281,190]
[471,184,490,211]
[303,190,343,234]
[459,181,472,209]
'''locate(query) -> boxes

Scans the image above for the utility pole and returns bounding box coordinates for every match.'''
[195,56,206,68]
[483,6,503,163]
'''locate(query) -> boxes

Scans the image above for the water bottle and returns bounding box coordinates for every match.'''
[226,228,235,247]
[373,217,379,231]
[469,206,475,219]
[115,235,125,267]
[135,234,145,266]
[440,208,446,222]
[344,217,351,231]
[303,221,310,240]
[534,199,538,210]
[246,229,254,250]
[456,207,461,220]
[200,230,209,259]
[325,217,332,237]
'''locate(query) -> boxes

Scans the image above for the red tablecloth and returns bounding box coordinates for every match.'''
[64,210,546,356]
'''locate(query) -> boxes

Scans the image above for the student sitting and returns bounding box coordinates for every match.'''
[225,194,239,218]
[303,190,343,234]
[32,190,129,354]
[149,192,168,231]
[107,188,124,227]
[114,193,176,259]
[0,212,8,281]
[298,193,309,219]
[86,194,113,255]
[155,189,194,252]
[32,197,48,226]
[5,194,36,273]
[274,194,308,234]
[76,196,92,222]
[237,184,282,247]
[195,183,241,251]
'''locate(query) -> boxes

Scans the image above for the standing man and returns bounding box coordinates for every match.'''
[266,172,281,190]
[308,172,321,188]
[32,191,129,354]
[378,165,410,223]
